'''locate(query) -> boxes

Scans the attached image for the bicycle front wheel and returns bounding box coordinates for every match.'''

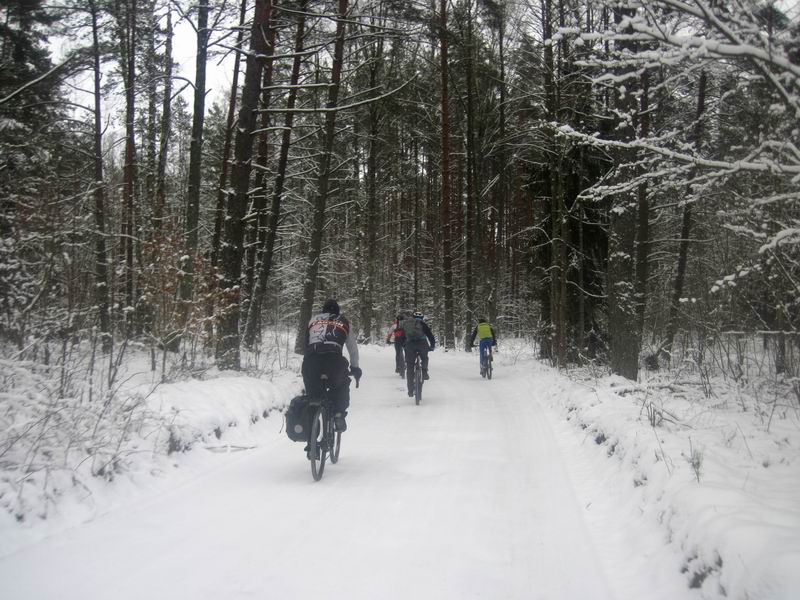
[309,406,327,481]
[487,356,493,380]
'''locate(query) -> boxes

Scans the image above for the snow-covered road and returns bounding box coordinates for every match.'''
[0,347,693,600]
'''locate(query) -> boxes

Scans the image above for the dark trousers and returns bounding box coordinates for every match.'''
[404,343,429,392]
[301,351,351,414]
[394,341,405,372]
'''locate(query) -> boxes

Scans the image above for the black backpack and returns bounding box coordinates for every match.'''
[402,318,426,342]
[285,395,314,442]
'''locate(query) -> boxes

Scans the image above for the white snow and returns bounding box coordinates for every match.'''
[1,344,798,600]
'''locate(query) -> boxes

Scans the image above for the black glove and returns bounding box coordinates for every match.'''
[429,346,435,352]
[350,366,362,382]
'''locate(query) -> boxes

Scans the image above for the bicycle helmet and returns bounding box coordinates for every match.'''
[412,310,424,319]
[322,298,340,315]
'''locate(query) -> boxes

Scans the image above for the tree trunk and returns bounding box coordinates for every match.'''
[210,0,248,270]
[154,7,172,233]
[463,0,477,349]
[242,12,278,330]
[439,0,455,349]
[608,6,639,380]
[89,0,111,351]
[144,0,158,227]
[179,0,210,337]
[217,0,274,369]
[634,69,650,341]
[118,0,138,324]
[665,70,707,360]
[492,14,506,324]
[292,0,349,355]
[243,0,307,348]
[541,0,556,361]
[358,13,383,342]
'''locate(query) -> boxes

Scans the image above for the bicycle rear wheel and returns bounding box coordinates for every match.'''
[414,365,422,405]
[486,355,493,380]
[309,406,327,481]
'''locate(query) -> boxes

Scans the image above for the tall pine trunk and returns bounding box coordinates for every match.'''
[89,0,111,351]
[243,0,308,347]
[634,69,651,340]
[179,0,210,339]
[293,0,349,355]
[217,0,274,369]
[210,0,248,270]
[439,0,455,349]
[608,6,639,380]
[242,13,278,330]
[463,0,477,349]
[665,71,707,360]
[117,0,138,326]
[154,8,173,233]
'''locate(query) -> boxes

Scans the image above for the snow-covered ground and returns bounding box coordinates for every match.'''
[1,344,798,599]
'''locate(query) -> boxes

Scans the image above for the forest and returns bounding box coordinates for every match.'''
[1,0,798,382]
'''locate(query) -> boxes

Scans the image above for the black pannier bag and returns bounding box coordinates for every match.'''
[285,395,314,442]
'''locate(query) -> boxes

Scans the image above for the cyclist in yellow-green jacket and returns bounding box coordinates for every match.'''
[469,318,497,376]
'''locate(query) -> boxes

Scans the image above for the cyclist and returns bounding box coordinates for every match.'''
[469,317,497,376]
[401,310,435,397]
[301,298,362,432]
[385,313,406,376]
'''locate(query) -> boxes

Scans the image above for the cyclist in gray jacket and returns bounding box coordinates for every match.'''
[301,299,362,432]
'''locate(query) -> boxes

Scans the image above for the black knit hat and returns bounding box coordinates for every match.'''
[322,298,340,315]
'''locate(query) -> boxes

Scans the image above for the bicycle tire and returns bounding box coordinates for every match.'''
[487,355,493,380]
[309,406,327,481]
[330,417,341,463]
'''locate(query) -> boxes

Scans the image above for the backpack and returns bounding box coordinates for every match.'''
[402,318,426,342]
[285,395,314,442]
[307,312,350,349]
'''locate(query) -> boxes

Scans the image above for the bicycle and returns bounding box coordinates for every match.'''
[306,374,350,481]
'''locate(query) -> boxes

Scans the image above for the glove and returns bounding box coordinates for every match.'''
[429,346,435,352]
[350,366,362,382]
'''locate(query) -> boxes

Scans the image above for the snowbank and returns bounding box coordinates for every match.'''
[534,356,800,600]
[0,350,303,556]
[149,369,303,452]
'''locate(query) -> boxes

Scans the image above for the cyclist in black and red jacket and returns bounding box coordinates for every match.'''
[385,313,406,376]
